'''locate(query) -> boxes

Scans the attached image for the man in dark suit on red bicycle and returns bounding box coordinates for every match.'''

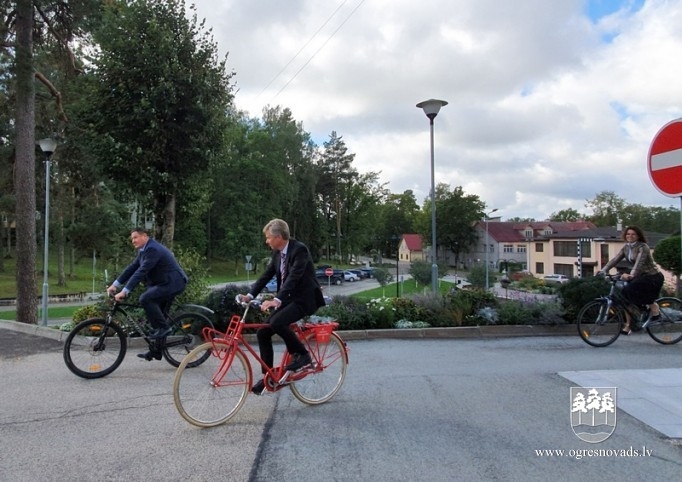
[237,218,326,395]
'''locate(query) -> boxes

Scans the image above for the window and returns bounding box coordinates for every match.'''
[503,244,513,253]
[535,243,544,253]
[553,241,578,257]
[524,229,533,239]
[517,245,526,253]
[600,244,609,269]
[535,262,544,274]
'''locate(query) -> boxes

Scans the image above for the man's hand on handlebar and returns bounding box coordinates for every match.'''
[235,293,253,305]
[260,299,281,312]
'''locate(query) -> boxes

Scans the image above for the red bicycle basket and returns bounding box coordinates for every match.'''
[305,321,338,343]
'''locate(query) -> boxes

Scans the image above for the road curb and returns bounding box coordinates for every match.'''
[1,319,577,341]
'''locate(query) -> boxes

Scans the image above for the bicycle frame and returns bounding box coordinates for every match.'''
[202,301,348,393]
[596,276,647,325]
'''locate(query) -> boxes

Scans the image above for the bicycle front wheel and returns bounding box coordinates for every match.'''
[290,332,347,405]
[647,297,682,345]
[163,312,214,367]
[577,300,623,347]
[173,341,250,427]
[63,318,127,378]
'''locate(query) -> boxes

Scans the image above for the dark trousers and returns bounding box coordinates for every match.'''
[257,302,307,373]
[622,272,664,308]
[140,282,185,328]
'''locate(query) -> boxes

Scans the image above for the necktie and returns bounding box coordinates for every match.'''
[280,251,287,279]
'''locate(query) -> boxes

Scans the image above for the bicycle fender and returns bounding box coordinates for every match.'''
[177,304,215,316]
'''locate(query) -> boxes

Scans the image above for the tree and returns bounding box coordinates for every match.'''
[419,184,485,266]
[316,131,358,262]
[585,191,626,227]
[82,0,234,246]
[549,208,582,222]
[653,235,681,295]
[12,0,38,323]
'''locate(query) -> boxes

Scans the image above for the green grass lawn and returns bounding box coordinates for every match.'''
[351,278,454,301]
[0,276,457,322]
[0,305,77,321]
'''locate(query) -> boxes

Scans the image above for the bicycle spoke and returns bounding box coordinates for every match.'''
[647,297,682,345]
[290,333,347,405]
[173,342,250,427]
[577,300,622,347]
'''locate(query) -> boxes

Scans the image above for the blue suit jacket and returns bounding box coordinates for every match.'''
[117,238,188,292]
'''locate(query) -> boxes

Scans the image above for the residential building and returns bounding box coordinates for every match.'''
[528,227,670,279]
[468,220,596,272]
[399,234,424,262]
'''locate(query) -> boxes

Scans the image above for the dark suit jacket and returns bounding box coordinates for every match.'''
[117,238,188,293]
[250,238,325,316]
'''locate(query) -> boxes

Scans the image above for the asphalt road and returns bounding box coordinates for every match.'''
[1,328,681,481]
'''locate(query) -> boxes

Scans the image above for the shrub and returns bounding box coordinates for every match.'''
[316,296,369,330]
[365,297,397,329]
[494,299,565,325]
[557,277,610,322]
[72,304,106,323]
[204,283,268,331]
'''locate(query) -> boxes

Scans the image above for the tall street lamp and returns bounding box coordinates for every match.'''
[416,98,448,293]
[38,138,57,326]
[485,208,498,291]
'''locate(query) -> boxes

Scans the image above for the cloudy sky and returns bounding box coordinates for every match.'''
[189,0,682,221]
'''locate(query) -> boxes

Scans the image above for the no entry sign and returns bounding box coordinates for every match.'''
[648,119,682,197]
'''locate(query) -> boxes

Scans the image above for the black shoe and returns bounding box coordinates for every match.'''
[251,379,266,396]
[137,350,163,361]
[149,326,172,339]
[649,314,662,322]
[285,352,312,372]
[620,329,631,336]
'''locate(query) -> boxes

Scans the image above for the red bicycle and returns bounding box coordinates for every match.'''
[172,300,349,427]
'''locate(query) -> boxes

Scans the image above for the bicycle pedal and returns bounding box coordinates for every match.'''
[278,370,292,385]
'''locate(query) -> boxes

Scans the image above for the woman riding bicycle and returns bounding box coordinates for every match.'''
[599,225,663,334]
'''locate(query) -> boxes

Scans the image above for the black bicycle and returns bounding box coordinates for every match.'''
[63,300,214,379]
[577,273,682,347]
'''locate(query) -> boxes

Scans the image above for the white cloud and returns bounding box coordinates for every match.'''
[191,0,682,221]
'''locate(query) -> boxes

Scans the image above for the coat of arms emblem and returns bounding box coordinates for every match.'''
[570,387,617,443]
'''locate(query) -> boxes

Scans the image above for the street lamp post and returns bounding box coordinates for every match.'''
[417,98,448,293]
[38,138,57,326]
[485,208,498,291]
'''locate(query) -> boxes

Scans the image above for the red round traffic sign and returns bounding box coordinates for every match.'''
[325,268,333,277]
[648,119,682,197]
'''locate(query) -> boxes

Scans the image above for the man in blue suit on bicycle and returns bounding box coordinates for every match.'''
[107,227,188,360]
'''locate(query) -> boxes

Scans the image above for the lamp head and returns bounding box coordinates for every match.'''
[38,138,57,156]
[416,99,448,120]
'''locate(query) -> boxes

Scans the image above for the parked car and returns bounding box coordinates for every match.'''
[343,270,360,282]
[315,269,344,285]
[359,267,375,278]
[348,269,365,279]
[543,274,570,285]
[261,277,278,293]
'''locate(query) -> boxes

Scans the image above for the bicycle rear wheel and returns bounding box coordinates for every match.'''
[173,341,250,427]
[647,297,682,345]
[63,318,127,378]
[163,312,214,367]
[577,300,623,347]
[290,332,347,405]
